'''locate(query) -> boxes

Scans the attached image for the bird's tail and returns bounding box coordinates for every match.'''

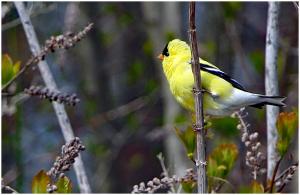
[250,95,286,108]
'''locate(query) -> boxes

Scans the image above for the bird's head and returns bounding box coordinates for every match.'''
[158,39,190,61]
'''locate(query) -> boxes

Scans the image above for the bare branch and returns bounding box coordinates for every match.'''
[265,2,281,180]
[14,2,91,193]
[24,86,80,106]
[157,153,176,193]
[1,179,18,193]
[1,21,93,92]
[188,2,207,193]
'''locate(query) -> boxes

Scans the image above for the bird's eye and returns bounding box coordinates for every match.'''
[162,43,169,57]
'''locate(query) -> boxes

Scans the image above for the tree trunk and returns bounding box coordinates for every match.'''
[265,2,280,180]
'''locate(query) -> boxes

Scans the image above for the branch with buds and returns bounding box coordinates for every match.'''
[24,86,80,106]
[233,109,266,180]
[46,137,85,193]
[2,23,94,92]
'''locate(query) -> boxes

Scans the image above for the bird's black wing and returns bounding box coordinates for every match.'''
[200,63,247,91]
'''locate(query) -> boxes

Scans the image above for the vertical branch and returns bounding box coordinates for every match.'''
[265,2,281,181]
[188,2,207,193]
[14,2,91,193]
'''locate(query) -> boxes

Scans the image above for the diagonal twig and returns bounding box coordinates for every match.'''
[14,2,91,193]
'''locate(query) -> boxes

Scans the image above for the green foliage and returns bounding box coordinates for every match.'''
[2,54,20,85]
[118,12,133,27]
[128,153,144,170]
[211,117,239,137]
[174,113,188,124]
[222,2,242,20]
[99,32,113,47]
[127,113,139,131]
[31,170,50,193]
[174,126,196,161]
[276,112,298,157]
[127,60,144,84]
[55,176,72,193]
[142,39,153,57]
[145,79,158,93]
[181,181,196,193]
[203,40,217,60]
[277,49,285,81]
[31,170,72,193]
[102,4,118,14]
[207,143,238,190]
[165,31,176,42]
[238,181,264,193]
[249,50,264,74]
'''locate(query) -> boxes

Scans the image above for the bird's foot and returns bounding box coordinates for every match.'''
[192,124,204,132]
[195,159,207,167]
[192,87,207,95]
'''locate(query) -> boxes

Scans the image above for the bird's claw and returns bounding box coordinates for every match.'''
[195,160,207,167]
[193,124,204,132]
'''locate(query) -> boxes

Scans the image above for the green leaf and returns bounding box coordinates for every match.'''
[55,176,72,193]
[207,143,238,190]
[174,126,196,160]
[181,181,196,193]
[31,170,50,193]
[211,117,239,137]
[2,54,21,85]
[238,181,264,193]
[142,39,153,56]
[222,2,242,20]
[249,50,264,74]
[250,181,264,193]
[276,112,298,157]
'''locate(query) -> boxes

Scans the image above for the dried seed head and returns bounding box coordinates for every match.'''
[237,124,242,130]
[147,181,154,187]
[139,182,145,189]
[246,151,252,157]
[245,141,251,147]
[153,177,160,185]
[24,86,80,106]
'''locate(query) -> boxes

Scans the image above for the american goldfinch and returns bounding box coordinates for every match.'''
[158,39,286,116]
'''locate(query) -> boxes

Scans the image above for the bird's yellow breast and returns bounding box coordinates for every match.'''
[163,55,233,112]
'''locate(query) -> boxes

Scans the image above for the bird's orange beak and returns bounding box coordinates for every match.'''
[157,54,164,61]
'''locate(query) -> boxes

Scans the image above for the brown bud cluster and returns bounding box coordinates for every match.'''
[132,168,196,193]
[234,109,266,180]
[44,23,94,53]
[46,137,85,192]
[24,85,80,106]
[29,23,94,64]
[47,137,85,178]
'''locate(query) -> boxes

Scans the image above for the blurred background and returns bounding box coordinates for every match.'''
[2,1,298,193]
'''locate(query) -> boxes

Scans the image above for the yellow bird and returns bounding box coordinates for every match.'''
[158,39,286,116]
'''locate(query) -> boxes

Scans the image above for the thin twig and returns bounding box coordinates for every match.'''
[188,2,206,193]
[14,2,91,193]
[264,162,298,192]
[156,153,175,193]
[210,176,235,193]
[1,179,18,193]
[90,92,155,127]
[268,158,282,193]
